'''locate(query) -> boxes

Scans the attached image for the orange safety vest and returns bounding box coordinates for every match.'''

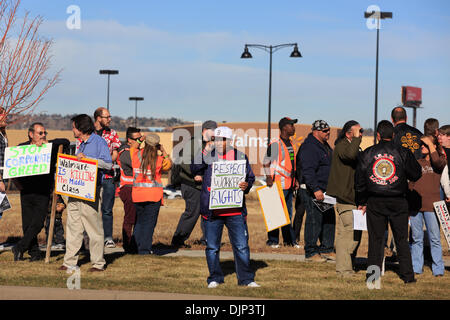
[131,149,164,203]
[269,137,296,189]
[117,147,134,188]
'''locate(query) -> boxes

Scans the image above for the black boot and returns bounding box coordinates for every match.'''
[12,246,24,261]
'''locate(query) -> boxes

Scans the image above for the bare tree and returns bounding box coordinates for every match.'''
[0,0,60,125]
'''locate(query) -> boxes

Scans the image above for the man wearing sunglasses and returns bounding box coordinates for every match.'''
[298,120,335,263]
[93,107,121,249]
[117,127,143,253]
[12,122,70,262]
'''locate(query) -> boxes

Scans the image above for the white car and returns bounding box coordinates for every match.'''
[163,186,182,199]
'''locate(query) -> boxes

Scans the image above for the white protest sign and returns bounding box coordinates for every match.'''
[55,154,98,202]
[353,209,367,231]
[433,201,450,248]
[3,143,53,179]
[209,160,246,210]
[256,181,291,232]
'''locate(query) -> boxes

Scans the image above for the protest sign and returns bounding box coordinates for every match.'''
[3,143,53,179]
[55,154,98,202]
[0,192,11,218]
[209,160,246,210]
[433,201,450,248]
[256,181,290,232]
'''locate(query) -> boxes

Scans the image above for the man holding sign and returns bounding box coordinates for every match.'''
[11,122,69,262]
[60,114,112,272]
[191,126,259,288]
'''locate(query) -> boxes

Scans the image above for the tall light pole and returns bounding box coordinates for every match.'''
[364,10,392,144]
[129,97,144,127]
[241,43,301,152]
[99,69,119,111]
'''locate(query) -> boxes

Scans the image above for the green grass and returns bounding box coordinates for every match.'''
[0,250,448,300]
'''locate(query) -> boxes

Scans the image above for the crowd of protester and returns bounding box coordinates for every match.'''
[0,105,448,287]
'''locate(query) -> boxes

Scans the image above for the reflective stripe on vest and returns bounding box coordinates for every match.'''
[117,148,134,187]
[133,168,163,188]
[269,138,295,189]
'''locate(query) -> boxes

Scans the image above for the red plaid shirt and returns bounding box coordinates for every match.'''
[76,127,121,179]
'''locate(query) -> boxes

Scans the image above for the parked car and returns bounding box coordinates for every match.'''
[163,184,182,199]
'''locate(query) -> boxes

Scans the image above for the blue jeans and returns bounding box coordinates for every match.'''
[204,215,255,285]
[409,211,444,276]
[133,201,161,254]
[101,178,116,241]
[301,189,336,258]
[267,189,296,245]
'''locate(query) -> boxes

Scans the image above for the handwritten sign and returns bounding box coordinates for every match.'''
[209,160,246,210]
[3,143,53,179]
[55,154,98,202]
[433,201,450,248]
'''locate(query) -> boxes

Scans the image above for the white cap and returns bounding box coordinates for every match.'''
[214,126,233,139]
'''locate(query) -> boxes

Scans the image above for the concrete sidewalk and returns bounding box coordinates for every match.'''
[0,285,260,300]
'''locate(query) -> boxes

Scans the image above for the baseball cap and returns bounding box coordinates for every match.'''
[279,117,298,129]
[202,120,218,131]
[312,120,330,131]
[214,126,233,140]
[145,133,160,147]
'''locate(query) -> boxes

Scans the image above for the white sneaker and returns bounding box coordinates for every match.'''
[104,240,116,248]
[247,282,261,287]
[208,281,220,288]
[270,244,280,249]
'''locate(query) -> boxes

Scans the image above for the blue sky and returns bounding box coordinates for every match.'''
[16,0,450,129]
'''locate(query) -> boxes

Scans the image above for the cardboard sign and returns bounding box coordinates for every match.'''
[209,160,246,210]
[55,154,98,202]
[433,201,450,248]
[3,143,53,179]
[256,181,291,232]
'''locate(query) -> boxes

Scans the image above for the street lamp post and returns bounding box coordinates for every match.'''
[99,69,119,111]
[364,10,392,144]
[241,44,301,152]
[129,97,144,127]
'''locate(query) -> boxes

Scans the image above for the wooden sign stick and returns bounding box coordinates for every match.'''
[45,145,63,263]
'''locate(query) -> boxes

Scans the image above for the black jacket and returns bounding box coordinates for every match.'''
[355,139,422,205]
[393,122,423,160]
[298,133,333,193]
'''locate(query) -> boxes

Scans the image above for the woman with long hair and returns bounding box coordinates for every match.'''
[131,133,171,254]
[408,135,445,277]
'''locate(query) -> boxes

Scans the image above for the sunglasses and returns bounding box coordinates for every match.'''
[322,129,330,133]
[130,136,143,143]
[36,131,48,136]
